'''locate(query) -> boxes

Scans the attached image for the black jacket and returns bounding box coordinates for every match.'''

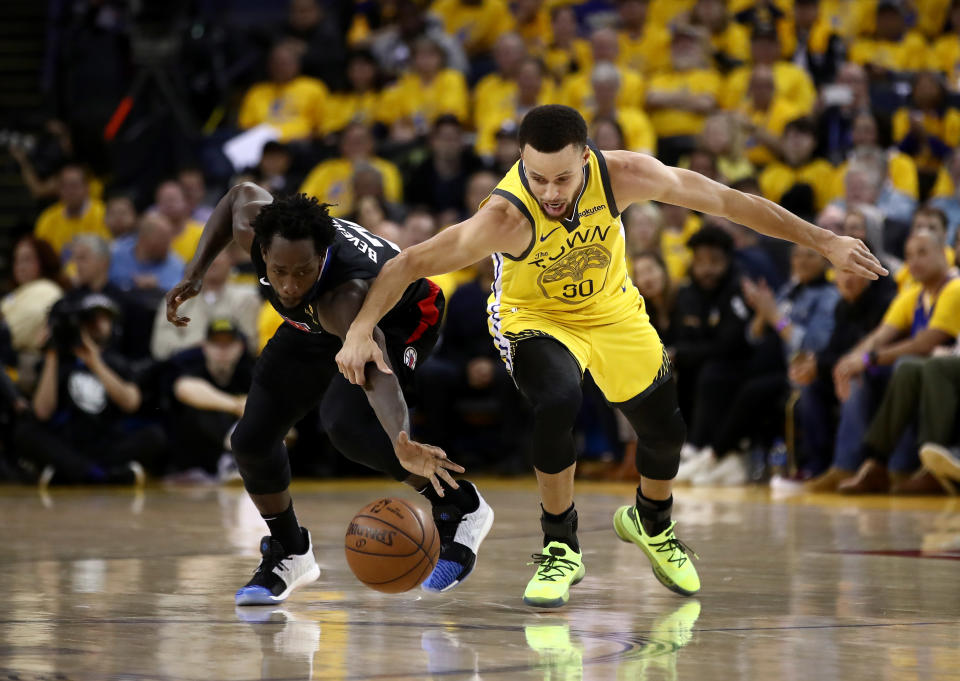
[671,267,752,368]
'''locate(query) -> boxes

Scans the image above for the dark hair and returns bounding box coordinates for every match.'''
[785,115,817,137]
[252,193,337,254]
[518,105,587,152]
[687,225,734,255]
[15,235,64,285]
[432,114,462,133]
[913,205,949,233]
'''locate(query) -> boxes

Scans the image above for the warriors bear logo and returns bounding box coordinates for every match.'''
[537,244,611,303]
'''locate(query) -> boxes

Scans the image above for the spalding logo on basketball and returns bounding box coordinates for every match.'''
[344,497,439,593]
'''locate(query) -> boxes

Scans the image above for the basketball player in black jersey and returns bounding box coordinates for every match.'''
[166,183,494,604]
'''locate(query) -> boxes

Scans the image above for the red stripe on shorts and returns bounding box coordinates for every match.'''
[405,279,441,344]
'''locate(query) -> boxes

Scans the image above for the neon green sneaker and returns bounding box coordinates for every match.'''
[613,506,700,596]
[523,542,586,608]
[615,600,701,681]
[524,619,584,681]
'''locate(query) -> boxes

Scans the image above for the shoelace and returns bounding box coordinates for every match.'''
[528,553,579,582]
[648,535,699,567]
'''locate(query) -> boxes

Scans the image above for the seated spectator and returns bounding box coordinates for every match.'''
[561,28,644,113]
[581,63,655,154]
[783,0,845,87]
[829,228,960,492]
[917,354,960,493]
[150,251,260,360]
[892,71,960,191]
[722,23,817,114]
[64,234,130,354]
[252,141,297,194]
[407,115,483,216]
[689,0,750,71]
[512,0,551,53]
[369,0,468,78]
[659,203,702,283]
[1,236,64,362]
[154,180,205,265]
[931,0,960,87]
[930,148,960,242]
[796,268,897,486]
[178,166,215,225]
[591,117,626,152]
[542,5,591,84]
[833,111,920,201]
[430,0,515,59]
[684,245,839,485]
[817,62,874,165]
[616,0,671,77]
[237,41,328,142]
[299,123,402,217]
[632,251,675,343]
[463,170,499,220]
[109,212,185,294]
[733,65,805,167]
[894,207,956,289]
[349,164,407,225]
[472,33,528,126]
[320,49,384,137]
[671,227,752,449]
[475,57,556,157]
[698,112,755,185]
[34,164,109,256]
[829,148,918,225]
[14,293,166,485]
[166,318,255,480]
[759,117,835,215]
[398,209,440,250]
[849,0,930,80]
[645,24,723,166]
[624,202,663,258]
[378,36,469,139]
[103,194,138,240]
[489,122,522,176]
[840,206,901,275]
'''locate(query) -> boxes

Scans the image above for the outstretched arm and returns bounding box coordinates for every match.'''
[165,182,273,326]
[605,151,888,280]
[336,196,531,385]
[321,280,465,495]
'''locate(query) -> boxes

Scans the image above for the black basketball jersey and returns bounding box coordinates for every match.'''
[252,218,439,342]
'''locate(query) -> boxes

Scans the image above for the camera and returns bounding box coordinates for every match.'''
[47,299,83,354]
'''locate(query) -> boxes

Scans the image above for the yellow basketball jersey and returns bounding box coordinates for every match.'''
[482,143,644,326]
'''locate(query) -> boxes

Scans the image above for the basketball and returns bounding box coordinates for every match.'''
[344,497,440,593]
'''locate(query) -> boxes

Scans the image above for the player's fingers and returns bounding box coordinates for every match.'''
[375,354,393,375]
[436,467,459,489]
[440,459,465,475]
[430,474,445,497]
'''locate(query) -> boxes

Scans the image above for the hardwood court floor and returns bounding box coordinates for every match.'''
[1,478,959,681]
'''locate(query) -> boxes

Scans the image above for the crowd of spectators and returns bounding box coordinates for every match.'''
[3,0,960,494]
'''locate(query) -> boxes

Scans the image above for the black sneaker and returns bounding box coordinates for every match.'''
[422,481,494,592]
[235,528,320,605]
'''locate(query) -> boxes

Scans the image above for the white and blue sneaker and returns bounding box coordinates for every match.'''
[235,528,320,605]
[422,482,494,592]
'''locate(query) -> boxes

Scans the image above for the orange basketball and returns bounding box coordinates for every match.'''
[344,497,440,593]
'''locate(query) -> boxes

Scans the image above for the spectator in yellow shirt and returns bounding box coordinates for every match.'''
[237,42,328,141]
[759,116,835,214]
[645,25,723,165]
[299,123,402,217]
[473,33,528,129]
[833,111,920,200]
[475,57,555,156]
[892,71,960,182]
[154,180,205,265]
[431,0,515,58]
[513,0,552,53]
[320,49,384,138]
[690,0,751,71]
[734,65,804,166]
[583,62,656,154]
[783,0,846,86]
[932,0,960,88]
[616,0,672,77]
[34,165,109,256]
[722,24,817,114]
[894,207,958,290]
[849,0,931,78]
[698,112,755,184]
[378,36,469,139]
[560,27,645,111]
[542,5,591,84]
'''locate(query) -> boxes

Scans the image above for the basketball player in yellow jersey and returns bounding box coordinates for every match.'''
[336,105,887,607]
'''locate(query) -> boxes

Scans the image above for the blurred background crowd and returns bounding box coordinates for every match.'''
[1,0,960,494]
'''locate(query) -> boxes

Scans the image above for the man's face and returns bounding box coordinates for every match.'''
[60,168,87,210]
[791,245,827,283]
[835,268,870,302]
[590,29,618,63]
[105,197,137,237]
[619,0,648,28]
[783,128,816,166]
[431,123,463,161]
[846,171,879,204]
[690,246,729,290]
[179,171,205,207]
[269,45,300,82]
[203,335,245,378]
[912,213,946,239]
[851,114,878,147]
[73,243,107,286]
[82,310,114,346]
[341,126,373,159]
[905,231,947,285]
[749,70,775,109]
[520,143,589,220]
[262,236,323,308]
[156,183,189,222]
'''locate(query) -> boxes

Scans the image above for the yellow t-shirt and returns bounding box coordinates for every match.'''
[586,108,656,154]
[542,39,592,83]
[882,277,960,337]
[915,0,952,39]
[648,0,696,29]
[516,8,552,53]
[473,73,519,129]
[833,152,919,201]
[646,69,723,138]
[930,165,954,198]
[759,159,837,212]
[779,17,835,58]
[473,82,558,156]
[660,214,702,284]
[430,0,515,55]
[617,26,672,77]
[299,157,403,217]
[378,69,469,131]
[892,108,960,149]
[34,199,109,255]
[740,97,805,166]
[319,90,383,137]
[256,300,284,354]
[238,76,328,141]
[172,220,205,265]
[819,0,876,38]
[709,22,752,66]
[932,34,960,78]
[480,143,638,322]
[560,67,645,112]
[894,248,957,290]
[849,32,931,73]
[722,62,817,114]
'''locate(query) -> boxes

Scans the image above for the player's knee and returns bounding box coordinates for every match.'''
[528,381,581,431]
[636,407,686,479]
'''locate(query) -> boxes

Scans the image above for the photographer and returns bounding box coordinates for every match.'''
[14,294,166,486]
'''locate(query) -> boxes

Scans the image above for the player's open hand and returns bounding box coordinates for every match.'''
[166,277,203,326]
[336,331,392,385]
[394,431,464,497]
[823,235,888,280]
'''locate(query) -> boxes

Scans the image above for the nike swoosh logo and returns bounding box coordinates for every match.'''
[259,277,271,286]
[539,227,561,242]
